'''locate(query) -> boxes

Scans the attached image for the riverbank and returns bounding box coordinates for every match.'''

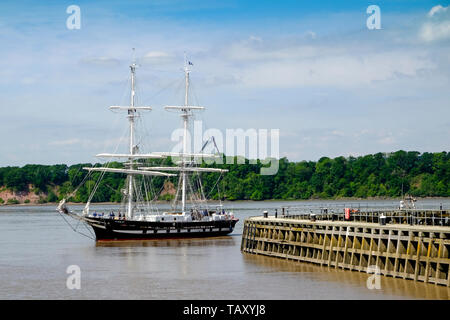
[2,197,450,207]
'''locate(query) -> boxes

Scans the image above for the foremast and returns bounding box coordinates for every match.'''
[83,52,175,219]
[127,60,137,219]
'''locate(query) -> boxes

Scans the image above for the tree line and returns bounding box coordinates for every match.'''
[0,150,449,204]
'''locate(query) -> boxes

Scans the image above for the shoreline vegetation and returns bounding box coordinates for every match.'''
[0,150,449,206]
[2,196,450,208]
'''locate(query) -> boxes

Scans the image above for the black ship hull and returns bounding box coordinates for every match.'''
[84,216,239,241]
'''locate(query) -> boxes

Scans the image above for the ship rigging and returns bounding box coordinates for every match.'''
[57,52,238,240]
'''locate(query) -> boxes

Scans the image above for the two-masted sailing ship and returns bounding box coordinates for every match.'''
[57,55,239,241]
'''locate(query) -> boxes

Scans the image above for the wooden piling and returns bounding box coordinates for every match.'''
[241,215,450,287]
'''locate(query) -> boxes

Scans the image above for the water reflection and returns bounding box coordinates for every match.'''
[95,236,237,248]
[243,254,450,300]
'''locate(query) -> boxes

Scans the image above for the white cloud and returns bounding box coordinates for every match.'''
[213,35,436,88]
[225,38,327,62]
[419,21,450,42]
[233,48,433,88]
[21,76,38,85]
[427,5,448,17]
[144,51,171,58]
[331,130,345,137]
[49,138,122,149]
[141,51,175,65]
[420,5,450,42]
[306,31,316,39]
[80,57,121,66]
[49,139,82,146]
[378,136,395,145]
[248,35,262,42]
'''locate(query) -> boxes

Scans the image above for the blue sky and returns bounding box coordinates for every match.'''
[0,0,449,166]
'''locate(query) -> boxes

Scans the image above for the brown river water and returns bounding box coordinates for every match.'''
[1,199,449,300]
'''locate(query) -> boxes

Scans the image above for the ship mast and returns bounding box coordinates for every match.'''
[78,52,230,221]
[127,55,137,219]
[181,55,190,213]
[147,55,228,214]
[81,50,177,218]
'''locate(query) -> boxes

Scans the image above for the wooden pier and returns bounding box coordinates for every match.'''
[241,209,450,287]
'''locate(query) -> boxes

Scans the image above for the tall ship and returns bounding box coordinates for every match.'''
[57,54,239,241]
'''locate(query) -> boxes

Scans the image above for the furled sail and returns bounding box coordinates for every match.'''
[139,166,228,173]
[96,153,164,159]
[83,167,176,177]
[151,152,220,158]
[109,106,153,111]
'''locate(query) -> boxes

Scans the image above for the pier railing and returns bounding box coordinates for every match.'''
[268,207,450,227]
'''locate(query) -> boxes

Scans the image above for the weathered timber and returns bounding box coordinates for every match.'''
[241,215,450,287]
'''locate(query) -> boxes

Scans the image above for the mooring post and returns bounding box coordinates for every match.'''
[404,231,414,279]
[241,223,247,251]
[424,233,435,283]
[435,232,445,283]
[380,214,386,226]
[414,232,424,281]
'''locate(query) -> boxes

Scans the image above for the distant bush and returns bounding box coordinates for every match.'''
[0,198,4,204]
[159,194,175,201]
[7,198,20,205]
[38,197,48,204]
[47,191,58,203]
[24,199,30,204]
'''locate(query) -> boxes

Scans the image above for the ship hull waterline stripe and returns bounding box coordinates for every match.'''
[92,227,235,241]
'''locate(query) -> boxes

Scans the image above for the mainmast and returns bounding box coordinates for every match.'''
[157,55,227,214]
[181,55,190,213]
[127,57,137,219]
